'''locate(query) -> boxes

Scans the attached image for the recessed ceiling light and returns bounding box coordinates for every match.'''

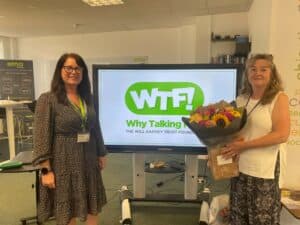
[82,0,124,7]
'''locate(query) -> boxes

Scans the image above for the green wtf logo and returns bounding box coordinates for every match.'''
[125,82,204,115]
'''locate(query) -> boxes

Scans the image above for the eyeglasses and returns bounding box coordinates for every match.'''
[63,66,83,74]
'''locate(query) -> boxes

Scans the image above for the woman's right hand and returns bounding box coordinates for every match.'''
[41,172,56,189]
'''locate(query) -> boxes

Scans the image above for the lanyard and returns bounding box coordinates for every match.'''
[245,95,261,117]
[69,96,87,131]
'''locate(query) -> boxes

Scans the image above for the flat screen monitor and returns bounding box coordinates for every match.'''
[93,64,243,154]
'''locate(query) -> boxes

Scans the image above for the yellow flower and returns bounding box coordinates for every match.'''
[189,113,203,123]
[231,110,241,118]
[212,113,230,128]
[224,106,234,111]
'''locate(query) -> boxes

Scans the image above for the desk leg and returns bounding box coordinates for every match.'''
[6,106,16,159]
[35,170,42,225]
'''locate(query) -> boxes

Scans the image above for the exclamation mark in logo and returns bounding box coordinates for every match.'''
[184,88,195,111]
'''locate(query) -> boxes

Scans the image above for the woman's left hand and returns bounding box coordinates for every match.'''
[221,139,245,160]
[98,156,107,170]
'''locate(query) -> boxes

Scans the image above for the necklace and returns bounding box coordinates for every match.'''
[245,95,261,117]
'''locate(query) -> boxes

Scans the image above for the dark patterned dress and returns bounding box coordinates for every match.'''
[32,92,107,225]
[229,156,281,225]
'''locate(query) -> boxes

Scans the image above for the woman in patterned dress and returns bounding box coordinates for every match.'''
[33,53,107,225]
[222,54,290,225]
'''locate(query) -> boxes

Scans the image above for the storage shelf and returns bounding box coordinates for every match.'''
[211,32,236,43]
[210,32,251,64]
[145,161,185,174]
[211,37,236,42]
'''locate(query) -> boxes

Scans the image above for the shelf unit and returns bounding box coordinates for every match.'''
[210,32,250,64]
[211,32,236,42]
[211,37,236,42]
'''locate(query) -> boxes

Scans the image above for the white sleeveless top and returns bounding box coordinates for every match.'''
[236,92,282,179]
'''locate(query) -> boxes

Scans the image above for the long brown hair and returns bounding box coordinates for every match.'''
[240,54,283,104]
[51,53,92,104]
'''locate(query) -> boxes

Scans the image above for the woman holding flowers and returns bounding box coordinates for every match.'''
[222,54,290,225]
[32,53,107,225]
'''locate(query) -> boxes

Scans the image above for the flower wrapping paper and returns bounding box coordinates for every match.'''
[182,101,247,180]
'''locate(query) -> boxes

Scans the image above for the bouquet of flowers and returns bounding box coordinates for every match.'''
[182,100,246,145]
[182,100,247,180]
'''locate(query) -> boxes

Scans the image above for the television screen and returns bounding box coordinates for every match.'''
[93,64,243,154]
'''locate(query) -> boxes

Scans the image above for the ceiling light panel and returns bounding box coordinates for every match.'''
[82,0,124,7]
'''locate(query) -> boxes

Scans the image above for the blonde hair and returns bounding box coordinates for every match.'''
[240,54,283,104]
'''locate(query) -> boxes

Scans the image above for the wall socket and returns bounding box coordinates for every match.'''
[197,176,205,183]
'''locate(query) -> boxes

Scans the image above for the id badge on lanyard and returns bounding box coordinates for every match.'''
[77,132,90,143]
[75,98,90,143]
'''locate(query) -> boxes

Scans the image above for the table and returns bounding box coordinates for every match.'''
[281,190,300,220]
[281,201,300,219]
[0,100,32,159]
[0,151,41,225]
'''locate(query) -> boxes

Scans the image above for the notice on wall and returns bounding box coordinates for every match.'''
[288,31,300,147]
[0,60,34,100]
[274,0,300,190]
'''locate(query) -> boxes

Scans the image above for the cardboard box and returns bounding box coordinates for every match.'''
[208,147,239,180]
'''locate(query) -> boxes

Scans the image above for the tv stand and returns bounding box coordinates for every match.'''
[120,153,209,225]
